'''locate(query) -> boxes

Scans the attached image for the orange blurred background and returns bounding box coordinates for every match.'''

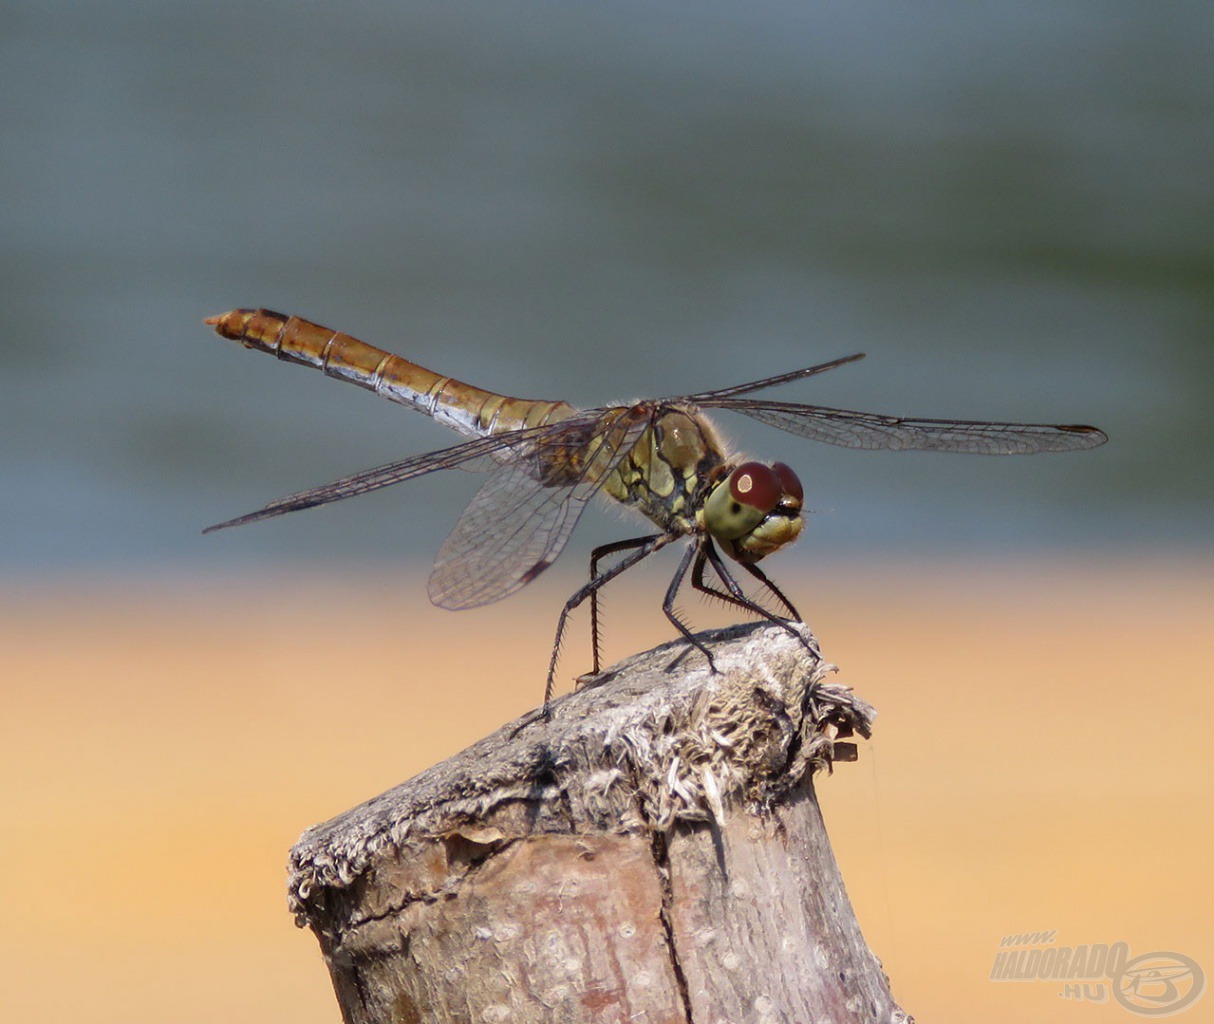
[4,1,1210,1020]
[3,555,1209,1023]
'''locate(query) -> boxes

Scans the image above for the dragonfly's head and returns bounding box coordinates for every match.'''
[699,461,804,564]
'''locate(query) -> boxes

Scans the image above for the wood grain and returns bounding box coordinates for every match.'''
[289,622,909,1023]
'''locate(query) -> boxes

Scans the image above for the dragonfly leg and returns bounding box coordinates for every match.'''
[661,540,718,674]
[544,533,673,709]
[589,535,663,675]
[689,544,759,613]
[689,541,797,622]
[701,542,814,653]
[736,560,802,622]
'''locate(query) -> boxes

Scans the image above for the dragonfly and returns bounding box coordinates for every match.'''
[204,308,1107,703]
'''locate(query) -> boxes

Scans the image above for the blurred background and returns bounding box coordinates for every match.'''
[2,1,1210,1021]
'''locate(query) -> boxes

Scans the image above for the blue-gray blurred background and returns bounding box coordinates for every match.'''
[3,0,1210,574]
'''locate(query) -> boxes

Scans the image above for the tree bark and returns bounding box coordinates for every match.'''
[288,622,911,1024]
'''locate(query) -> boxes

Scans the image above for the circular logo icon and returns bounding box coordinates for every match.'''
[1114,952,1205,1017]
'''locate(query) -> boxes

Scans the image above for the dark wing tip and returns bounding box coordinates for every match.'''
[202,498,317,533]
[201,514,256,534]
[1060,424,1109,447]
[520,559,554,586]
[821,352,866,370]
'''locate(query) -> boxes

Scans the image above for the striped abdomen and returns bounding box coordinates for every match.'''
[205,308,576,438]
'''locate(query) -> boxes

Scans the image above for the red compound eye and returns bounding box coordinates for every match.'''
[771,461,803,503]
[729,462,781,512]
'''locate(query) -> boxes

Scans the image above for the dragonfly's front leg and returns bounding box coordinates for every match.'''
[689,544,757,614]
[736,559,801,621]
[699,544,820,655]
[588,535,662,675]
[691,541,799,625]
[544,533,672,709]
[699,542,816,655]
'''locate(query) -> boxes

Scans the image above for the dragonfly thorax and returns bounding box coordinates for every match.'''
[601,405,728,534]
[698,461,805,564]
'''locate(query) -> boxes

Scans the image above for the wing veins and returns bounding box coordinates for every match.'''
[698,398,1108,454]
[428,410,649,609]
[677,353,865,402]
[202,418,594,533]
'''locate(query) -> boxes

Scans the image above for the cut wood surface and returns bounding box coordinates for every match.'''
[288,622,911,1024]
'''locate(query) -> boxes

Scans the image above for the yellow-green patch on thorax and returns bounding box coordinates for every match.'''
[602,405,728,533]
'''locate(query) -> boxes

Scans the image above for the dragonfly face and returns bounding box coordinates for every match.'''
[700,461,805,564]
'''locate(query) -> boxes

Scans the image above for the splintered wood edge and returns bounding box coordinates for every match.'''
[287,621,874,924]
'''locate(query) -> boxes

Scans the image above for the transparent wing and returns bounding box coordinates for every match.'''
[428,410,648,610]
[697,398,1107,454]
[676,353,865,402]
[202,418,596,533]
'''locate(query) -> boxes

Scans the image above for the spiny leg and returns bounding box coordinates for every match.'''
[661,540,719,674]
[589,535,663,675]
[690,545,759,614]
[700,541,813,651]
[737,560,801,622]
[690,542,798,623]
[545,532,674,708]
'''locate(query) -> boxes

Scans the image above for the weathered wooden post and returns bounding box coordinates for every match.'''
[288,622,911,1023]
